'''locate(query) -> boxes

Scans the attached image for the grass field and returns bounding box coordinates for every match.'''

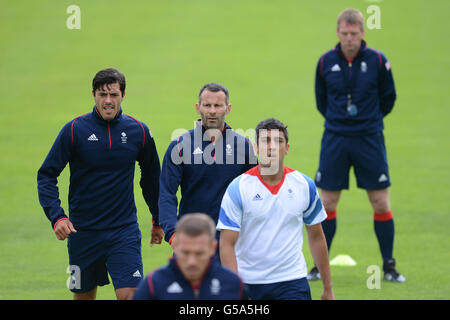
[0,0,449,300]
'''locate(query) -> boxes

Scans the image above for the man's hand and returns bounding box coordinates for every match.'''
[321,288,335,300]
[150,226,164,247]
[168,232,176,251]
[54,219,77,240]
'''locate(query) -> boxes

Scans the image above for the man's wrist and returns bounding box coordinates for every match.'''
[168,232,176,245]
[322,281,333,291]
[53,217,69,230]
[152,219,161,228]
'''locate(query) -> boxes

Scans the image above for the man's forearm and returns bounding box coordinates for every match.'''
[158,189,179,243]
[308,230,333,290]
[220,242,238,274]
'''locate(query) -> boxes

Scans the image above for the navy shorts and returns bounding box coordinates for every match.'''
[245,278,311,300]
[67,223,143,293]
[315,130,391,190]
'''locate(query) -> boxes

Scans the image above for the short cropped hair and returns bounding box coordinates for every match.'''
[198,83,230,105]
[337,8,365,32]
[255,118,289,145]
[92,68,126,96]
[175,213,217,240]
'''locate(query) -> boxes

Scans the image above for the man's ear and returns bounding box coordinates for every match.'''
[210,240,218,256]
[285,143,290,155]
[195,103,200,114]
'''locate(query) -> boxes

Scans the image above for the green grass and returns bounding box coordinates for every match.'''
[0,0,449,300]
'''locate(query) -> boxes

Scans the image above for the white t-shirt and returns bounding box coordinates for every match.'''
[217,165,327,284]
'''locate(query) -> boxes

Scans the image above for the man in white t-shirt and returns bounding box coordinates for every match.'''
[217,118,334,300]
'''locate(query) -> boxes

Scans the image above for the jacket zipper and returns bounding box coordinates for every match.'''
[107,122,112,149]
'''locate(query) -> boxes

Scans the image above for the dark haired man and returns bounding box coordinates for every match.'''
[159,83,257,251]
[134,213,246,300]
[37,68,163,300]
[218,118,334,300]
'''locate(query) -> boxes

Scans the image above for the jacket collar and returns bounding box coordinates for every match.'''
[195,119,232,134]
[193,119,232,143]
[92,106,123,124]
[169,257,215,290]
[335,39,367,61]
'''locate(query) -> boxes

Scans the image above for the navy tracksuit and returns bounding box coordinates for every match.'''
[315,40,396,136]
[133,258,246,300]
[314,40,396,190]
[314,40,398,263]
[37,106,160,292]
[159,121,257,243]
[37,107,160,230]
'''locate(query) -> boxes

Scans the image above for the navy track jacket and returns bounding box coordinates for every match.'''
[159,121,257,242]
[315,40,396,136]
[37,107,160,231]
[133,257,246,300]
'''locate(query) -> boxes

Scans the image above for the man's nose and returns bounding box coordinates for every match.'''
[187,254,197,266]
[261,141,274,152]
[105,95,112,103]
[268,142,279,152]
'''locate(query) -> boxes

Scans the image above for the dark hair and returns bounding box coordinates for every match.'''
[198,83,229,105]
[92,68,126,96]
[255,118,289,144]
[175,213,216,240]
